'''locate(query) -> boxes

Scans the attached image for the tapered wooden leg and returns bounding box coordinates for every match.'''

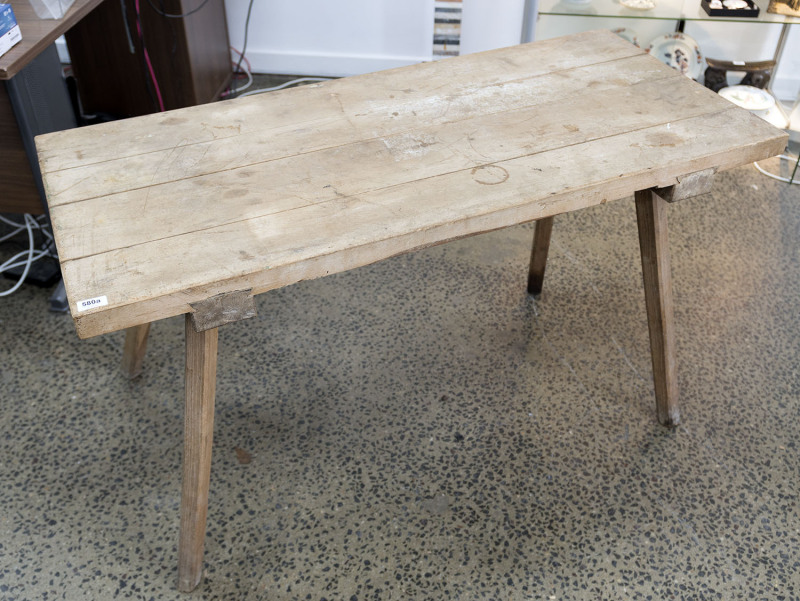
[635,190,679,427]
[527,216,554,295]
[121,323,151,379]
[178,315,219,592]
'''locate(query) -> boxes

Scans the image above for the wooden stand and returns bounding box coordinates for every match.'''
[527,216,554,296]
[178,315,218,592]
[121,324,151,379]
[527,176,716,428]
[120,287,255,591]
[635,189,679,427]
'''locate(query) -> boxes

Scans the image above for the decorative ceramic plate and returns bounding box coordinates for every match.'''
[620,0,656,9]
[646,33,704,79]
[719,85,776,113]
[611,27,640,47]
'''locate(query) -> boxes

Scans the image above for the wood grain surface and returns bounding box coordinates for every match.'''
[36,30,787,338]
[178,316,218,592]
[121,322,151,379]
[635,189,679,426]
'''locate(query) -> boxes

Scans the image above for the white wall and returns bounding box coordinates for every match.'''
[223,0,799,102]
[460,0,527,53]
[225,0,435,77]
[774,25,800,101]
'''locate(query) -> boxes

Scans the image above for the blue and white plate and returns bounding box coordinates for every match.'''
[646,33,704,79]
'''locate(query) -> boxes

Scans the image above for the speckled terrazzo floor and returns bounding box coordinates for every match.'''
[1,160,799,600]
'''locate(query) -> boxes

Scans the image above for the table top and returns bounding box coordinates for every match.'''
[37,29,786,339]
[0,0,104,79]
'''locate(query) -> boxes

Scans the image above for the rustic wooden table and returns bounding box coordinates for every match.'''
[36,30,786,591]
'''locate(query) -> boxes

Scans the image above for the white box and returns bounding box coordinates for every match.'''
[28,0,76,20]
[0,4,22,58]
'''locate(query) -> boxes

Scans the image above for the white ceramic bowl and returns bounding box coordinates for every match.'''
[719,85,776,118]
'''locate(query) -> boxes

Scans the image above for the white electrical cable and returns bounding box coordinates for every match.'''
[227,61,254,96]
[0,213,51,234]
[753,155,800,184]
[0,214,28,228]
[1,250,50,272]
[0,214,54,297]
[0,214,37,296]
[0,225,25,244]
[238,77,331,98]
[224,46,255,97]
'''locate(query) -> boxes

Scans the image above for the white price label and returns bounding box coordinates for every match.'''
[76,295,108,312]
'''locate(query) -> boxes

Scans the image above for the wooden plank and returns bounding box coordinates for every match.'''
[653,167,717,202]
[189,289,257,332]
[635,190,679,427]
[49,74,730,261]
[61,108,786,339]
[178,316,218,592]
[528,217,554,296]
[36,29,645,172]
[121,323,151,379]
[41,54,679,206]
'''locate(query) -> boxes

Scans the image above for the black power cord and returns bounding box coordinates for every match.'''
[145,0,211,18]
[234,0,255,80]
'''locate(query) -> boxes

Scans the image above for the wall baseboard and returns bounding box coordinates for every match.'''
[244,49,433,78]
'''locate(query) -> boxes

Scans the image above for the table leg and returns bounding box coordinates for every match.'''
[121,323,151,379]
[527,216,554,295]
[178,314,219,592]
[635,190,679,427]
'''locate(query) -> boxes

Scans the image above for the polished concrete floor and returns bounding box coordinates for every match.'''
[1,159,799,600]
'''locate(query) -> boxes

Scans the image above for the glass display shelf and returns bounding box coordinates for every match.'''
[539,0,800,24]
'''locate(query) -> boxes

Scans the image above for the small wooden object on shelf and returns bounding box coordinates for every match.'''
[704,57,775,92]
[767,0,800,16]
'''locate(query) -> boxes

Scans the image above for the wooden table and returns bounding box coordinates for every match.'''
[36,30,786,591]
